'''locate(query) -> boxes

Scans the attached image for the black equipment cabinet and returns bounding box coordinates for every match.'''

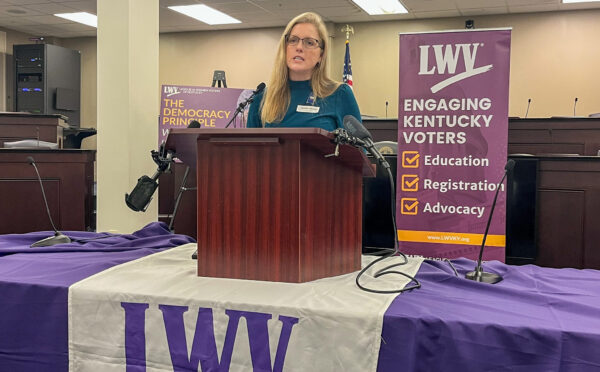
[14,44,81,127]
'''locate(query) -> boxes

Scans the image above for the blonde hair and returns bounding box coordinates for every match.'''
[260,12,341,125]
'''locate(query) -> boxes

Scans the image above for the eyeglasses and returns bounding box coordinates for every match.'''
[285,35,322,49]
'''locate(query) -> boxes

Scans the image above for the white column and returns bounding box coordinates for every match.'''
[96,0,159,233]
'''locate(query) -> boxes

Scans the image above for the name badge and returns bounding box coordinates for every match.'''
[297,105,320,113]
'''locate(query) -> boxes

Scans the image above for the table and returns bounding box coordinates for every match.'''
[1,224,599,371]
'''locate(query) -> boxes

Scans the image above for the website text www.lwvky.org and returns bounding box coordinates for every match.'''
[426,233,471,244]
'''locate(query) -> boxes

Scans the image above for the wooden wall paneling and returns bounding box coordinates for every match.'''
[536,189,584,268]
[0,150,94,233]
[535,157,600,269]
[0,178,60,233]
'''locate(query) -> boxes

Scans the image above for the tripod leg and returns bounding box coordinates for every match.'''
[168,165,191,232]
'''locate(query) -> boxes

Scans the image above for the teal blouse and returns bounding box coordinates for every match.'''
[246,80,361,131]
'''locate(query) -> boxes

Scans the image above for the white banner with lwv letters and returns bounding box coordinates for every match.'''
[68,244,423,371]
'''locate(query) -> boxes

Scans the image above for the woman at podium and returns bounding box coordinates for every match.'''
[247,12,361,131]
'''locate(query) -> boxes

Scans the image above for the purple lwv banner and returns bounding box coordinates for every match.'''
[397,29,511,261]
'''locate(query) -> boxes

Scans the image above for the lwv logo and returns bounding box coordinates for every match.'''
[418,43,492,93]
[121,302,299,372]
[164,85,180,97]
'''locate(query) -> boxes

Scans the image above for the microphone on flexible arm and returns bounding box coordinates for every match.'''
[225,82,266,128]
[125,144,175,212]
[573,97,578,117]
[26,156,72,247]
[125,119,200,212]
[525,98,531,118]
[342,115,390,170]
[465,159,516,284]
[326,128,366,157]
[331,128,365,146]
[341,115,421,294]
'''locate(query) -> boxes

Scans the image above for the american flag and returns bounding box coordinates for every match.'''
[343,39,353,88]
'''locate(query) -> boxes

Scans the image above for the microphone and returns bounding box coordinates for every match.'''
[26,156,72,247]
[342,115,390,170]
[345,116,420,293]
[385,101,389,119]
[326,128,366,157]
[225,82,266,128]
[465,159,516,284]
[125,147,174,212]
[188,120,201,128]
[126,118,197,211]
[525,98,531,118]
[331,128,365,147]
[573,97,578,116]
[253,82,266,95]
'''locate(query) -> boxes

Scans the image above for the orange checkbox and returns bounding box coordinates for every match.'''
[402,151,420,168]
[401,198,419,215]
[401,174,419,192]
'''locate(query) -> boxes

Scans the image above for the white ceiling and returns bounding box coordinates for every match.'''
[0,0,598,38]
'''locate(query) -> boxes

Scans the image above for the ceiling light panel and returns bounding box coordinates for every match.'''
[54,12,97,28]
[168,4,241,25]
[352,0,408,15]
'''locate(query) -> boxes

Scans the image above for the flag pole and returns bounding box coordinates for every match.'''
[341,24,355,88]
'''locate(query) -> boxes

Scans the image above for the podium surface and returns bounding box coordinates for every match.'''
[165,128,374,282]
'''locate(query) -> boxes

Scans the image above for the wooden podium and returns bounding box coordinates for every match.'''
[165,128,375,282]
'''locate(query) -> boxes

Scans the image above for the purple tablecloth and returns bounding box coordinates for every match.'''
[2,225,600,371]
[0,222,195,372]
[378,258,600,371]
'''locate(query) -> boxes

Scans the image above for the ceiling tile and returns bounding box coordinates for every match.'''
[506,0,555,5]
[457,0,506,9]
[22,3,82,14]
[5,0,53,4]
[159,0,199,6]
[508,4,560,13]
[56,1,96,13]
[315,6,366,17]
[559,2,600,11]
[460,6,510,16]
[209,1,269,14]
[413,9,462,18]
[402,0,457,12]
[14,15,74,25]
[251,0,328,12]
[0,17,40,27]
[49,22,95,32]
[0,5,44,17]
